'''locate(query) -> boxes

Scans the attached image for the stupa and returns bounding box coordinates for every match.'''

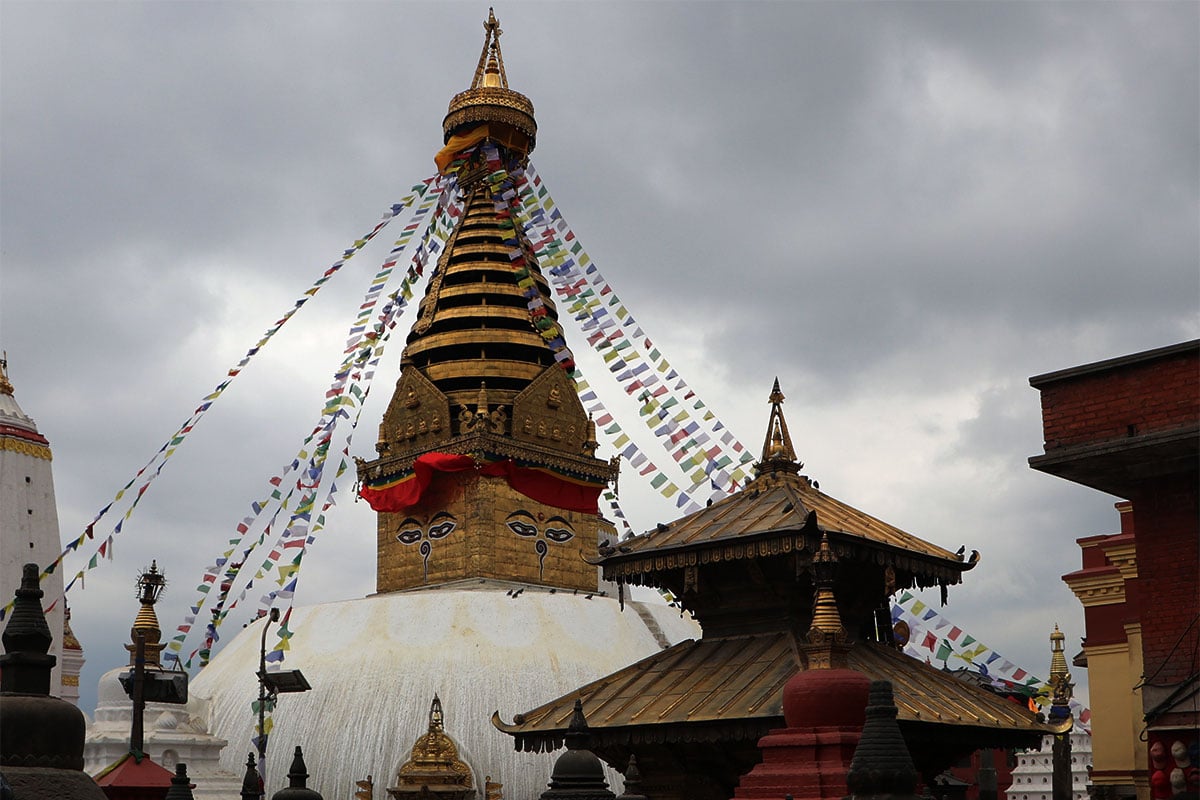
[186,12,699,799]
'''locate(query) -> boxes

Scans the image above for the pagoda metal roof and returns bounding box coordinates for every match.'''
[494,632,1060,752]
[602,470,972,586]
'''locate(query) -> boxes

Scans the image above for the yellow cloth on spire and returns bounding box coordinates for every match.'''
[435,124,491,173]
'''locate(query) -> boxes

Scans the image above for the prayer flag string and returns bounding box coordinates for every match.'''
[513,163,755,496]
[167,178,459,663]
[891,591,1092,730]
[1,180,439,623]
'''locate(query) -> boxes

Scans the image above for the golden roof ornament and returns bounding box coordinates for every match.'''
[442,8,537,151]
[391,694,474,797]
[755,379,803,476]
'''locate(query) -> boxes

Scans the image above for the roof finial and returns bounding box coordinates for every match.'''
[472,8,508,91]
[755,378,802,476]
[442,8,537,148]
[0,351,13,396]
[429,693,445,732]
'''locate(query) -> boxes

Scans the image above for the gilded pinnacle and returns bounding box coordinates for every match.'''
[0,351,13,396]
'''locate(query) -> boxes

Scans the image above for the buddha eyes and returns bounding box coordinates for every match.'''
[544,527,574,543]
[507,520,538,538]
[397,514,457,544]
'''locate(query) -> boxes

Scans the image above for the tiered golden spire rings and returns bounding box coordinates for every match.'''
[808,534,846,641]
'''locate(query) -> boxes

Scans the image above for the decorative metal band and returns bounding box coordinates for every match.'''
[446,87,535,117]
[0,436,52,460]
[604,535,807,579]
[61,674,80,687]
[444,103,537,140]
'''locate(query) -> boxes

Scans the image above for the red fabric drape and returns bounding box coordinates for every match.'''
[359,453,602,514]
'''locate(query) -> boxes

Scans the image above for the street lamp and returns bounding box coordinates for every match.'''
[256,607,310,797]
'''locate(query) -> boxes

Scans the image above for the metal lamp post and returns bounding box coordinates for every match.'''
[255,608,310,797]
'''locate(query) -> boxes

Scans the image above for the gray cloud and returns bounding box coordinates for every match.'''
[2,0,1196,716]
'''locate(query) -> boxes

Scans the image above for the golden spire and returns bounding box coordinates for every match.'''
[801,534,850,670]
[1048,624,1074,720]
[755,379,802,475]
[0,351,13,396]
[808,535,846,640]
[1049,624,1068,681]
[474,9,508,90]
[442,8,536,148]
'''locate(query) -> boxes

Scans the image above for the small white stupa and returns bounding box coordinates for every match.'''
[85,562,242,797]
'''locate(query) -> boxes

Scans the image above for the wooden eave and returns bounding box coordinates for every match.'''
[493,633,1058,753]
[600,472,969,585]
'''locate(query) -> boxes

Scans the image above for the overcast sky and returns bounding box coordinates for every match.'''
[2,1,1196,717]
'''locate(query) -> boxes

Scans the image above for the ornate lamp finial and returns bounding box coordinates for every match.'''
[127,562,168,667]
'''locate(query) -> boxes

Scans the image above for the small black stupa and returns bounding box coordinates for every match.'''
[539,700,615,800]
[0,563,107,799]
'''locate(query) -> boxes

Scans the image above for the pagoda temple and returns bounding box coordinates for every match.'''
[186,13,698,799]
[495,382,1065,800]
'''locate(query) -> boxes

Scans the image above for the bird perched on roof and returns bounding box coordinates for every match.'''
[955,545,966,559]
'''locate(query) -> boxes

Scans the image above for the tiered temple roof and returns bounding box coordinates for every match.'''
[496,383,1061,800]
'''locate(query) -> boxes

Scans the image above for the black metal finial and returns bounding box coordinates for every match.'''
[540,699,614,798]
[616,754,648,800]
[240,753,260,800]
[164,762,196,800]
[287,746,309,788]
[1,563,56,695]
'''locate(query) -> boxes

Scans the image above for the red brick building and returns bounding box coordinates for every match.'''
[1029,340,1199,800]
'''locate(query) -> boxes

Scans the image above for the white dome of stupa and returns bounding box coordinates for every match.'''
[188,580,699,799]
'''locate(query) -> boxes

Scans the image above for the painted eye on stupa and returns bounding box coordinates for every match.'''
[544,527,574,543]
[507,520,538,538]
[427,513,457,540]
[397,517,423,545]
[543,516,575,543]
